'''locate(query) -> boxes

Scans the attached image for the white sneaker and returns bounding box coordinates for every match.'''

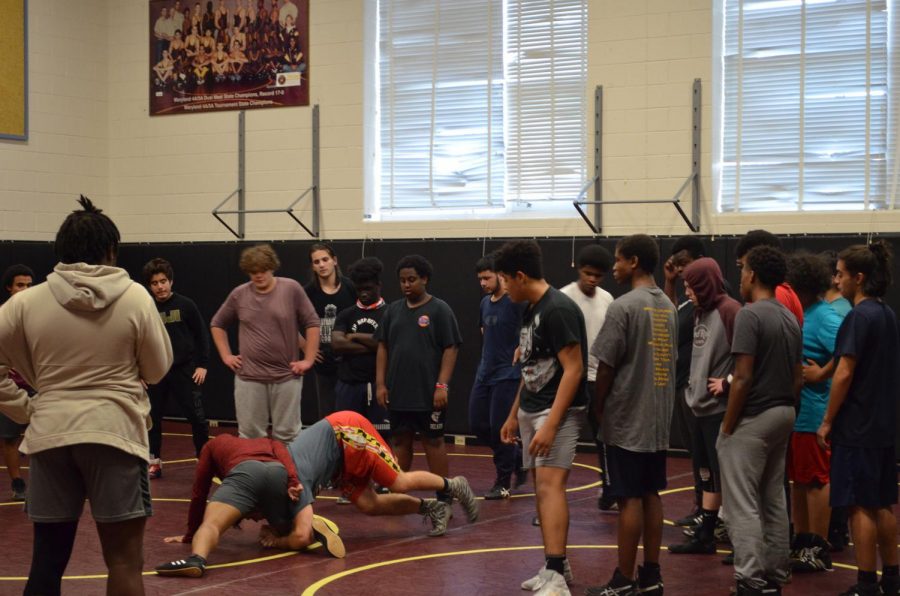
[533,569,571,596]
[521,561,574,591]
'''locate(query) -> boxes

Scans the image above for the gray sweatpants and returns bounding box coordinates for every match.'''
[234,376,303,443]
[716,405,795,589]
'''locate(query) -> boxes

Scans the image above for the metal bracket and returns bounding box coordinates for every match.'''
[212,105,321,239]
[574,79,701,234]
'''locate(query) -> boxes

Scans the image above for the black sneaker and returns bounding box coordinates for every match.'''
[483,484,510,500]
[838,582,879,596]
[683,518,728,543]
[636,564,663,595]
[879,576,900,596]
[732,579,780,595]
[11,478,25,501]
[668,536,715,555]
[791,544,832,573]
[311,517,345,558]
[598,494,618,511]
[674,510,702,527]
[155,554,207,578]
[585,567,636,596]
[532,515,541,527]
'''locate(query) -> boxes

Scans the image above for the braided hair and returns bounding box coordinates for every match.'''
[54,195,120,265]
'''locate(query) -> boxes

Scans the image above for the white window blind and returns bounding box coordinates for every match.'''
[373,0,587,218]
[719,0,888,213]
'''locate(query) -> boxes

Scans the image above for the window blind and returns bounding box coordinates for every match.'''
[375,0,587,217]
[719,0,888,213]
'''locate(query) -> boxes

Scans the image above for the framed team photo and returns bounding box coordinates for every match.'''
[149,0,309,116]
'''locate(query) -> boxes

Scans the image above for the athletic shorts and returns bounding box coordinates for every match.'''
[788,432,830,486]
[831,444,898,509]
[518,406,585,470]
[389,409,445,439]
[27,444,152,523]
[211,460,302,533]
[604,444,668,499]
[0,412,25,440]
[692,412,724,493]
[327,410,402,502]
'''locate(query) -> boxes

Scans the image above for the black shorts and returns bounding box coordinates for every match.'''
[830,444,898,509]
[603,444,667,499]
[389,409,445,439]
[692,412,724,494]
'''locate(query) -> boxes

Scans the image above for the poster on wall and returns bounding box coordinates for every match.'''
[149,0,309,116]
[0,0,27,140]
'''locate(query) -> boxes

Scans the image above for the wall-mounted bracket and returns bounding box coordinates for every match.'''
[212,105,321,239]
[574,79,701,234]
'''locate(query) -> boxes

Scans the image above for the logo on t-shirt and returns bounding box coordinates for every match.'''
[418,315,430,328]
[693,323,709,349]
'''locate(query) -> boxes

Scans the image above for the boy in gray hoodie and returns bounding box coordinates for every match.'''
[669,257,741,555]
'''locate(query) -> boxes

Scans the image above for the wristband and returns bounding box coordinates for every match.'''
[435,382,449,390]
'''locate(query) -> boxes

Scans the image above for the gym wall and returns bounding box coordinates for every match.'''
[2,233,894,444]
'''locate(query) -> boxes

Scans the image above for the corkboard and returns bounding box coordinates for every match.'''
[0,0,27,140]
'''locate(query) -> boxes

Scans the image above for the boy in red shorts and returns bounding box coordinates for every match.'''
[289,410,479,538]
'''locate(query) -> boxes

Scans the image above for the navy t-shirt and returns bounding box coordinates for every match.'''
[375,296,463,411]
[476,294,524,385]
[832,299,900,448]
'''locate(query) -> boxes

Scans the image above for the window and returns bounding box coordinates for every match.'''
[368,0,588,220]
[716,0,889,212]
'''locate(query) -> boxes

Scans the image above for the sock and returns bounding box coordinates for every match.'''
[698,508,718,542]
[859,570,878,585]
[189,554,207,566]
[545,555,565,575]
[642,561,660,572]
[436,478,452,503]
[883,565,899,577]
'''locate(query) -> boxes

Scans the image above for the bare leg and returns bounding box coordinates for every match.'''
[3,439,21,481]
[391,431,414,472]
[535,466,570,556]
[807,483,831,539]
[877,506,899,567]
[792,484,811,535]
[850,506,879,572]
[390,470,445,493]
[617,497,643,579]
[422,436,448,478]
[642,492,664,565]
[189,502,244,560]
[355,486,421,516]
[97,517,147,596]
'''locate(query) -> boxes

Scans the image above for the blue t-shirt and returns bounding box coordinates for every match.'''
[475,294,523,385]
[832,299,900,448]
[828,297,852,318]
[794,300,844,432]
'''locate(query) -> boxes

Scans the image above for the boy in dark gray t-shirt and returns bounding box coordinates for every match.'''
[718,245,802,595]
[589,234,675,596]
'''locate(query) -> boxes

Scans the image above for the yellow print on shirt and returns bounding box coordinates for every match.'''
[333,424,401,473]
[644,306,674,388]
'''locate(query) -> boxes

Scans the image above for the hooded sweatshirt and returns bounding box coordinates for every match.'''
[0,263,173,460]
[683,258,742,416]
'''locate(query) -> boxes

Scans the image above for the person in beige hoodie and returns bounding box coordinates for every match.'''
[0,196,173,596]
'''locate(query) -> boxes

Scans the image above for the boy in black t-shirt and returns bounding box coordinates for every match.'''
[332,257,390,441]
[817,241,900,596]
[497,240,587,596]
[375,255,463,508]
[143,258,211,478]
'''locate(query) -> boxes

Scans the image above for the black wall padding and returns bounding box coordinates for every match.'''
[2,234,897,449]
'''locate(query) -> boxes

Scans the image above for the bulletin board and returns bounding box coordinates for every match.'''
[0,0,27,140]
